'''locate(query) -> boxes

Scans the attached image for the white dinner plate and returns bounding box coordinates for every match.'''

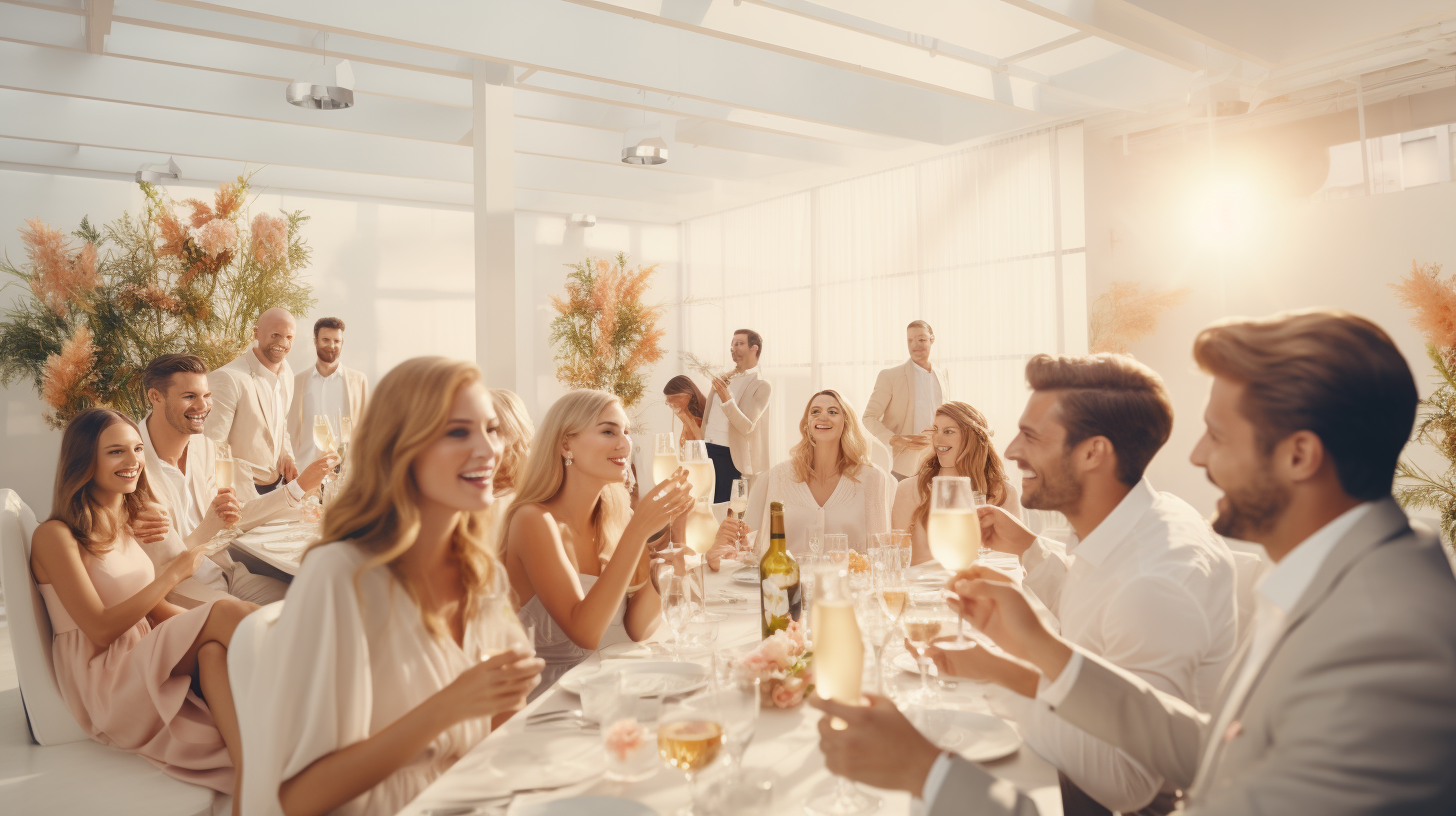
[558,660,710,697]
[893,650,938,677]
[731,567,760,586]
[513,796,655,816]
[911,709,1021,763]
[597,641,671,660]
[436,731,603,800]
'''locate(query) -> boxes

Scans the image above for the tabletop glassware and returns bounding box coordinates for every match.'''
[654,432,681,486]
[928,476,979,647]
[660,567,693,661]
[728,478,749,520]
[807,520,825,560]
[338,415,354,475]
[602,682,663,783]
[972,490,990,557]
[679,440,715,503]
[807,563,879,816]
[823,533,850,568]
[902,590,954,708]
[658,693,726,816]
[213,442,238,531]
[853,587,893,696]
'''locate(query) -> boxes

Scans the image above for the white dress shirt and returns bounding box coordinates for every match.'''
[995,478,1239,813]
[702,366,759,447]
[744,460,894,553]
[911,362,941,438]
[295,365,350,465]
[154,458,204,537]
[245,350,289,468]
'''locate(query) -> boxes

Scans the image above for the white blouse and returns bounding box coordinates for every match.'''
[745,460,894,555]
[238,542,522,816]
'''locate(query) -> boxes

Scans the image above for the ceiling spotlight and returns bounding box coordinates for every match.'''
[568,213,597,227]
[623,137,668,165]
[135,157,181,184]
[287,35,355,110]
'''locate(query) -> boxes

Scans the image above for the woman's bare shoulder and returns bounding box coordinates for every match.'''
[506,503,558,540]
[32,519,79,550]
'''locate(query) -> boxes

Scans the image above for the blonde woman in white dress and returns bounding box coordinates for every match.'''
[239,358,545,816]
[719,389,893,557]
[501,390,693,692]
[890,401,1022,565]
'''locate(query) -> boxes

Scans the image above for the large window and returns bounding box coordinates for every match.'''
[680,124,1087,468]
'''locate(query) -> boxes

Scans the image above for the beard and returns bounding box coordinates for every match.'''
[1019,451,1083,512]
[316,346,340,363]
[164,402,203,436]
[1210,467,1290,540]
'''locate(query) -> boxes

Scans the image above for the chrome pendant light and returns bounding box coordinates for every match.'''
[622,139,668,165]
[287,33,355,110]
[135,157,181,184]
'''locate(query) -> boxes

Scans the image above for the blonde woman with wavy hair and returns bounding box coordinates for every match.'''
[718,389,893,557]
[501,389,693,692]
[891,401,1022,565]
[239,357,544,816]
[490,388,534,497]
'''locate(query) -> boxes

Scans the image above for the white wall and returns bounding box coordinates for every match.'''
[1084,133,1454,516]
[0,168,681,517]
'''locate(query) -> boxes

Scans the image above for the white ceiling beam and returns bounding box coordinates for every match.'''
[511,117,820,180]
[84,0,110,53]
[156,0,1051,144]
[1004,32,1092,64]
[996,0,1262,71]
[0,40,475,143]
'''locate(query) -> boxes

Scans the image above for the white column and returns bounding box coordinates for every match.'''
[472,61,516,387]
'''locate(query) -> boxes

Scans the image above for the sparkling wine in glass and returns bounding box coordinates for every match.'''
[902,591,951,708]
[679,440,716,503]
[312,415,337,457]
[807,563,879,816]
[213,442,237,530]
[929,476,980,647]
[659,696,725,816]
[728,478,749,519]
[654,433,681,486]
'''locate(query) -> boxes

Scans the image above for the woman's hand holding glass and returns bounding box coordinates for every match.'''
[623,470,694,544]
[435,649,545,725]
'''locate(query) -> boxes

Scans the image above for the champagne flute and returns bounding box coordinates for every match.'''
[660,567,693,661]
[213,442,239,534]
[728,478,749,519]
[928,476,980,647]
[659,694,725,816]
[654,433,681,485]
[338,415,354,474]
[972,490,990,557]
[902,591,952,708]
[807,563,880,816]
[679,440,715,503]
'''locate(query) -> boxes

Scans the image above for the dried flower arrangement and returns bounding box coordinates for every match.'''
[0,176,314,426]
[1088,281,1192,355]
[548,253,665,408]
[1392,261,1456,549]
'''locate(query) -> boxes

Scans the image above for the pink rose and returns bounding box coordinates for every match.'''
[604,718,645,762]
[740,650,774,677]
[758,632,794,670]
[784,619,809,655]
[770,679,805,708]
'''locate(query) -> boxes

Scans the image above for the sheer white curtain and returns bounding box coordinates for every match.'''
[680,124,1085,468]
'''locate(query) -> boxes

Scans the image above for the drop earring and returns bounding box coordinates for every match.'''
[565,452,574,466]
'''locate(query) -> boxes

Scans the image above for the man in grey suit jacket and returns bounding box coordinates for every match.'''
[812,309,1456,815]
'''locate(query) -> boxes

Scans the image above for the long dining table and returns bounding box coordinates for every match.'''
[393,559,1063,816]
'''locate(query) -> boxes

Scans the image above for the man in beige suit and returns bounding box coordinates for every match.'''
[206,307,298,494]
[700,328,772,499]
[812,310,1456,815]
[863,320,952,479]
[138,354,335,607]
[288,316,369,465]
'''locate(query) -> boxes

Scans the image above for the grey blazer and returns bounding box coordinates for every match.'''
[928,498,1456,815]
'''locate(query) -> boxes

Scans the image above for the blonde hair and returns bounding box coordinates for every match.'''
[490,388,535,492]
[789,389,872,483]
[498,390,646,584]
[316,357,499,640]
[910,402,1008,532]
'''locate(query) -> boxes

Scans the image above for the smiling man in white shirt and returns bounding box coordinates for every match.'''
[206,307,299,494]
[288,316,370,465]
[941,353,1236,816]
[700,328,772,500]
[814,309,1456,816]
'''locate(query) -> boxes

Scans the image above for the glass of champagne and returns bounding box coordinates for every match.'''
[727,478,750,561]
[654,433,681,486]
[928,476,980,647]
[902,590,952,707]
[679,440,716,503]
[660,567,693,661]
[338,415,354,474]
[213,442,238,534]
[807,563,879,816]
[313,414,337,485]
[682,497,727,624]
[658,694,725,816]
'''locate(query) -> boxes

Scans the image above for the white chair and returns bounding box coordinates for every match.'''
[0,488,216,816]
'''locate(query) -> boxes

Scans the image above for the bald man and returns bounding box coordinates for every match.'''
[205,307,300,494]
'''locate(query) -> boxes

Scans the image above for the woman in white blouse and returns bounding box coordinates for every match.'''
[501,390,693,692]
[238,358,546,816]
[729,389,893,555]
[891,401,1022,565]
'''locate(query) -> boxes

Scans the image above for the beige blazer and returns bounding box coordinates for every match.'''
[205,347,294,485]
[862,360,951,476]
[286,364,370,461]
[700,370,772,478]
[927,498,1456,816]
[140,415,299,549]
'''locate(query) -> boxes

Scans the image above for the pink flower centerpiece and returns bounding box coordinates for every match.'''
[737,619,813,709]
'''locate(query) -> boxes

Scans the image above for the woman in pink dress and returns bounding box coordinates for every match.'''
[30,408,254,806]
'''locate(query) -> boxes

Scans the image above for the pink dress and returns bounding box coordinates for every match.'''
[36,533,234,792]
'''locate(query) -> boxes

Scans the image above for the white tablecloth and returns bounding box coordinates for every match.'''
[229,519,313,576]
[398,560,1062,816]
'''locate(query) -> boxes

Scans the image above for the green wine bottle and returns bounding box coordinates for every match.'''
[760,502,803,639]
